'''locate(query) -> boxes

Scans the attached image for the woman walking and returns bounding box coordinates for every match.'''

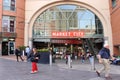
[29,48,40,74]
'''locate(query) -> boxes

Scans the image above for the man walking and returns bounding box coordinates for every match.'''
[25,46,31,61]
[15,46,24,62]
[96,43,114,80]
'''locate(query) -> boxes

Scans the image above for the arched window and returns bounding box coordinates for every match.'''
[33,5,103,39]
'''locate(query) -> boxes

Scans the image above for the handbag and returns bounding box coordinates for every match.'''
[31,57,35,62]
[30,57,38,62]
[18,52,21,56]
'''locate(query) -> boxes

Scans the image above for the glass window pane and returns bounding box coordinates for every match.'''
[3,0,16,11]
[33,5,103,38]
[11,0,15,11]
[2,16,9,32]
[3,0,10,10]
[2,16,15,32]
[112,0,116,8]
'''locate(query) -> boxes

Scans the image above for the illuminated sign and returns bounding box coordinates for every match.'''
[51,31,84,38]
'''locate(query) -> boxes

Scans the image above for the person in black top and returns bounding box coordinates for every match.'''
[29,48,40,74]
[15,46,24,62]
[96,43,114,80]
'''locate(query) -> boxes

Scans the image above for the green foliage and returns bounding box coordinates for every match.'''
[19,46,26,51]
[37,48,49,52]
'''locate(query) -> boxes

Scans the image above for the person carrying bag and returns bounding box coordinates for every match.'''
[29,48,40,74]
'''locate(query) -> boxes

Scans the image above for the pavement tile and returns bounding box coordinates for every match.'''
[0,56,120,80]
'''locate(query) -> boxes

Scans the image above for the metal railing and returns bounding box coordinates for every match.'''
[2,27,15,32]
[3,6,16,11]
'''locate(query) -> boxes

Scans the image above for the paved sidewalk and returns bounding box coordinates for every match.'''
[0,55,120,80]
[0,55,26,61]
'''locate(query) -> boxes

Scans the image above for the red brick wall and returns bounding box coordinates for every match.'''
[15,0,25,47]
[114,46,119,56]
[109,0,120,55]
[1,0,25,48]
[0,0,2,31]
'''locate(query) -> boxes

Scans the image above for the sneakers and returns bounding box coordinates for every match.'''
[30,71,38,74]
[34,70,38,73]
[96,71,100,77]
[95,71,112,80]
[30,71,35,74]
[105,76,112,80]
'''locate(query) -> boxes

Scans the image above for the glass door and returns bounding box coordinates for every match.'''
[8,41,15,55]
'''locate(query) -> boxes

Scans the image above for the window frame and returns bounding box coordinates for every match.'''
[112,0,117,8]
[3,0,16,11]
[2,16,16,32]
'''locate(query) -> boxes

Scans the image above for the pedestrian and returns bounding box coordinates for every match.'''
[87,52,94,70]
[51,49,56,63]
[81,54,85,63]
[65,50,70,64]
[25,46,31,61]
[96,43,115,80]
[15,46,24,62]
[29,48,40,74]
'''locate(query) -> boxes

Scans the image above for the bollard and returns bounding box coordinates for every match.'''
[68,55,72,68]
[49,54,52,66]
[22,50,25,56]
[93,56,96,70]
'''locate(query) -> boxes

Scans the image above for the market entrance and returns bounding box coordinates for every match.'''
[32,4,104,65]
[33,38,103,59]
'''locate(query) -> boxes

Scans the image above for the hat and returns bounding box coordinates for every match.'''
[104,43,109,47]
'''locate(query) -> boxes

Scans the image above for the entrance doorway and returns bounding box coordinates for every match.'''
[2,42,8,55]
[33,38,103,59]
[8,41,14,54]
[2,41,15,55]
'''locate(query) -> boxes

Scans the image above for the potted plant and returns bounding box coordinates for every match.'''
[37,48,49,53]
[37,48,50,64]
[19,46,26,56]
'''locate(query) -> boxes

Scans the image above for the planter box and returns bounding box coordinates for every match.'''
[38,52,50,64]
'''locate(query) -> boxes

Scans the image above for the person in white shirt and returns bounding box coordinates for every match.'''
[25,46,31,61]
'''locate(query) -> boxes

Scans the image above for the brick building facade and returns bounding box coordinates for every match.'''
[0,0,120,56]
[109,0,120,56]
[0,0,25,55]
